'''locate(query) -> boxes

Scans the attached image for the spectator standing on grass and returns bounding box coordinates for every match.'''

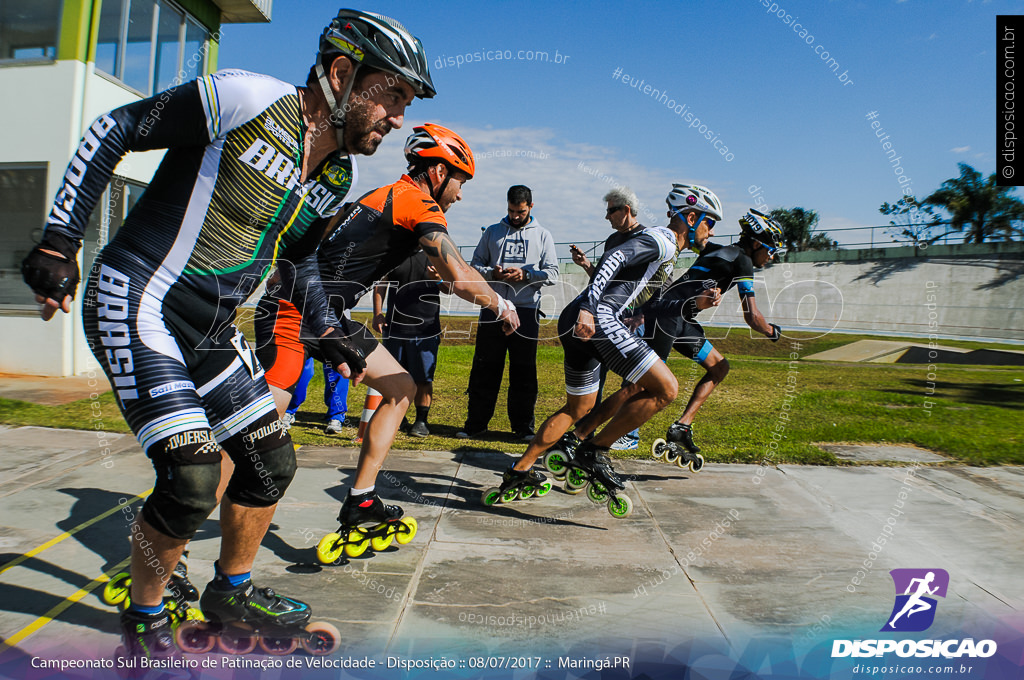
[372,250,452,437]
[458,185,559,441]
[569,187,646,450]
[281,356,351,435]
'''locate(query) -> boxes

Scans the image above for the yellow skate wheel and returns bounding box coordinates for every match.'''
[685,453,706,472]
[258,634,298,655]
[175,621,214,654]
[316,533,345,564]
[344,528,369,557]
[651,438,668,460]
[302,621,341,655]
[395,517,418,545]
[481,487,501,506]
[371,524,394,551]
[102,572,131,606]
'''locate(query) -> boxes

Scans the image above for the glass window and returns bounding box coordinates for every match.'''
[96,0,126,77]
[154,2,182,92]
[122,0,156,94]
[0,0,61,60]
[0,165,49,306]
[181,18,207,84]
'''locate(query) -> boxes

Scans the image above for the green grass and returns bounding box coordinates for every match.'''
[1,323,1021,466]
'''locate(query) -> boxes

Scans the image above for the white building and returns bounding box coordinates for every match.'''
[0,0,271,376]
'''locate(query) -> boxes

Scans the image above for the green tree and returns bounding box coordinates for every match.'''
[768,207,834,252]
[924,163,1024,243]
[879,195,940,246]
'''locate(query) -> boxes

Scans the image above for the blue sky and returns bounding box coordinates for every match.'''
[217,0,1008,249]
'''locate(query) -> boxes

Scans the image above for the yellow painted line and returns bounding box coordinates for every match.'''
[1,558,131,649]
[0,489,153,576]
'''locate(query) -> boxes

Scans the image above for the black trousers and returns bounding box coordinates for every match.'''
[464,306,541,433]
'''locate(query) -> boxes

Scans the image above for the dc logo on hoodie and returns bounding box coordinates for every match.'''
[502,240,526,264]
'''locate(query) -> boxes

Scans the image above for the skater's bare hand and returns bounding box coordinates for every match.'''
[570,244,590,269]
[371,312,386,334]
[575,310,595,341]
[696,287,722,310]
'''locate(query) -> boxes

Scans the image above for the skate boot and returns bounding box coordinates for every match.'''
[652,423,705,472]
[542,431,583,479]
[167,551,199,607]
[482,466,552,506]
[117,608,179,663]
[180,573,338,655]
[565,442,634,518]
[316,491,418,563]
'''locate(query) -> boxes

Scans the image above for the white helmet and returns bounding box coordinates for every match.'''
[665,184,723,222]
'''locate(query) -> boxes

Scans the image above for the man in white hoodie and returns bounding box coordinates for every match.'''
[457,185,559,440]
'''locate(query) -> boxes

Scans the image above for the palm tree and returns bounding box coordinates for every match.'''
[767,207,833,252]
[924,163,1024,243]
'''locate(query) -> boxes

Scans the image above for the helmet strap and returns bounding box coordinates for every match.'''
[688,211,706,253]
[315,59,361,151]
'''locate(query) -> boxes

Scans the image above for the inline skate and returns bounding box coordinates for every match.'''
[541,431,583,480]
[115,608,181,671]
[102,552,203,625]
[557,441,634,518]
[651,423,705,471]
[174,577,339,656]
[316,491,417,563]
[481,466,552,506]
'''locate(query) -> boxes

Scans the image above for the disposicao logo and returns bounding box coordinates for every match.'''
[881,568,948,632]
[831,568,997,659]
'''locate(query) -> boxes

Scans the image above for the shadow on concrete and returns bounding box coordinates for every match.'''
[852,257,922,285]
[975,260,1024,290]
[0,580,119,635]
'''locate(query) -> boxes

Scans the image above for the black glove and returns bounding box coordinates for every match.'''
[22,234,80,305]
[768,323,782,342]
[320,327,367,375]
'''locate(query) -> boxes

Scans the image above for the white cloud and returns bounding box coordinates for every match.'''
[353,123,753,257]
[951,145,971,153]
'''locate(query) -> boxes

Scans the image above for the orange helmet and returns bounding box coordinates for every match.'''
[404,123,475,179]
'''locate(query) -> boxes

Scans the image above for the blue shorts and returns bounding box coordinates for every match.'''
[383,336,441,384]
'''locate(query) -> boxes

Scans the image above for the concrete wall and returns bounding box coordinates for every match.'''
[435,245,1024,343]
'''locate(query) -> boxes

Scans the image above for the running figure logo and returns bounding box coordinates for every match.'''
[881,568,949,632]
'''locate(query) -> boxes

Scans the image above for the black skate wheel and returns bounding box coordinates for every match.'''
[651,438,667,460]
[175,621,215,654]
[302,621,341,655]
[258,634,298,655]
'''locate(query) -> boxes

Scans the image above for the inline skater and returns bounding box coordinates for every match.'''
[22,8,434,658]
[487,188,710,517]
[647,208,784,462]
[255,123,519,561]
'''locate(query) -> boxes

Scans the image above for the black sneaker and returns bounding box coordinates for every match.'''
[409,421,430,437]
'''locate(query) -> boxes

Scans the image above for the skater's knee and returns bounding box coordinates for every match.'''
[146,461,222,540]
[378,372,416,406]
[709,358,730,382]
[225,440,296,507]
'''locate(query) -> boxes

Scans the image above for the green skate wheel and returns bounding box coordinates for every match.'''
[175,621,215,654]
[651,438,668,460]
[519,485,536,499]
[501,488,519,503]
[102,572,131,606]
[371,523,394,551]
[543,450,568,477]
[302,621,341,655]
[217,625,258,654]
[344,528,370,558]
[607,494,633,518]
[316,532,345,564]
[565,468,588,490]
[259,634,298,655]
[482,487,501,506]
[535,481,552,497]
[395,517,417,545]
[586,482,609,504]
[683,453,706,472]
